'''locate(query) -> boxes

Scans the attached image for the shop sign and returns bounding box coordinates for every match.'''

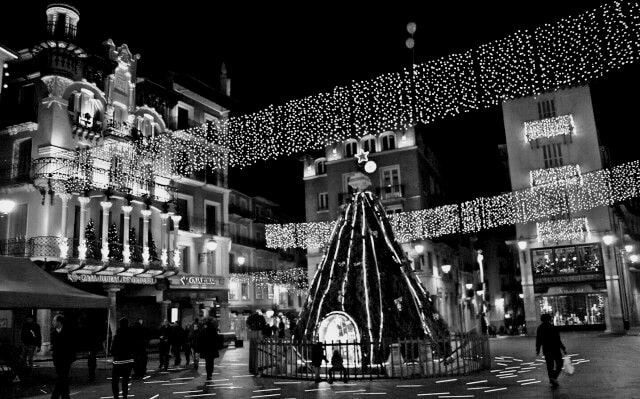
[534,273,604,285]
[170,275,225,289]
[68,273,156,285]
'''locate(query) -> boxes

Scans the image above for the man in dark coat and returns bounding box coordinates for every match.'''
[188,320,202,371]
[158,320,170,371]
[110,318,134,399]
[199,320,219,380]
[50,314,75,399]
[536,313,567,387]
[130,318,148,378]
[311,342,328,383]
[169,322,184,366]
[21,316,41,369]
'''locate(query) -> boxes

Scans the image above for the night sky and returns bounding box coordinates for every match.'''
[2,0,638,221]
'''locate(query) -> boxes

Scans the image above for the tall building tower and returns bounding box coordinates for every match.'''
[502,85,633,333]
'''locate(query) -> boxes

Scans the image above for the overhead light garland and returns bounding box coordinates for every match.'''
[266,159,640,249]
[536,217,590,243]
[164,0,640,170]
[530,164,582,187]
[524,115,575,142]
[229,268,309,292]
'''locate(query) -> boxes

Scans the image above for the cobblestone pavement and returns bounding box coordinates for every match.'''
[10,332,640,399]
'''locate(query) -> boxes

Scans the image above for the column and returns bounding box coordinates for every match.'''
[40,191,52,237]
[100,201,112,262]
[605,274,625,333]
[77,196,91,260]
[141,209,152,265]
[37,309,52,355]
[161,300,171,322]
[160,213,170,267]
[105,284,122,337]
[58,193,71,258]
[171,215,182,269]
[121,205,133,264]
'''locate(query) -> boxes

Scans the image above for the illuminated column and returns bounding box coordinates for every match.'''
[77,196,90,260]
[161,299,171,322]
[105,284,122,337]
[141,209,152,265]
[100,201,112,262]
[121,205,133,264]
[160,212,170,267]
[58,193,71,258]
[171,215,182,269]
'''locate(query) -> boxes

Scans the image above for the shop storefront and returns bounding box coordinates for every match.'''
[531,243,607,330]
[165,275,230,331]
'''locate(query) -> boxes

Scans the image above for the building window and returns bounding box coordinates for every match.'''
[182,246,190,273]
[267,285,274,299]
[175,198,190,231]
[13,139,32,180]
[229,284,237,300]
[315,159,326,175]
[380,166,401,198]
[537,99,556,119]
[177,106,190,129]
[531,244,604,277]
[362,136,376,153]
[538,293,604,326]
[381,133,396,151]
[427,252,433,273]
[255,286,263,300]
[241,283,249,300]
[385,205,403,215]
[344,140,358,158]
[542,143,563,168]
[318,192,329,211]
[205,204,218,235]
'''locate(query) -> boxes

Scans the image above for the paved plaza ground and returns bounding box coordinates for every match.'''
[7,331,640,399]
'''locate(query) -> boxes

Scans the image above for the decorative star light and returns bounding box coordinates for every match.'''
[354,149,370,163]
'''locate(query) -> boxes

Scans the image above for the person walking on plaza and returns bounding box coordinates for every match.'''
[536,313,567,388]
[158,320,171,371]
[189,320,202,371]
[170,322,184,367]
[110,318,134,399]
[199,319,219,380]
[87,319,105,382]
[311,341,328,383]
[51,314,75,399]
[21,316,41,369]
[130,318,148,378]
[183,323,192,367]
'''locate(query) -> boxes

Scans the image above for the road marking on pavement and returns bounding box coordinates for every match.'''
[497,375,517,378]
[305,388,330,392]
[465,380,487,385]
[149,395,159,399]
[211,379,230,382]
[250,395,280,399]
[101,396,134,398]
[484,388,507,393]
[512,358,523,362]
[435,379,457,383]
[173,390,203,394]
[354,393,387,395]
[274,381,302,384]
[397,384,424,387]
[185,394,217,398]
[144,380,170,384]
[336,390,367,394]
[496,362,508,366]
[70,391,81,396]
[253,388,281,392]
[466,387,491,390]
[504,366,520,370]
[143,375,151,380]
[172,377,195,380]
[517,370,532,374]
[162,382,188,386]
[417,393,450,396]
[438,396,474,398]
[232,374,255,378]
[517,379,536,383]
[521,381,541,385]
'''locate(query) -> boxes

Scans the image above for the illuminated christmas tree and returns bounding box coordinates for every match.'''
[107,223,123,261]
[297,169,449,356]
[129,227,143,263]
[148,231,159,261]
[84,219,100,260]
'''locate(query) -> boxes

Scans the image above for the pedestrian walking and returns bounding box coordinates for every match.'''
[50,314,75,399]
[158,320,170,371]
[278,319,285,339]
[87,319,105,382]
[21,316,41,369]
[183,323,192,367]
[110,318,134,399]
[170,322,184,366]
[189,320,202,371]
[328,349,348,383]
[311,341,328,383]
[536,313,567,388]
[130,318,148,378]
[199,319,219,380]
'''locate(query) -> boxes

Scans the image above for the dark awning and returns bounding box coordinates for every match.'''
[0,257,108,309]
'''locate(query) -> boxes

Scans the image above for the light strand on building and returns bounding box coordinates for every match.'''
[229,268,309,292]
[266,159,640,249]
[530,164,582,187]
[536,217,591,243]
[164,0,640,170]
[524,115,575,142]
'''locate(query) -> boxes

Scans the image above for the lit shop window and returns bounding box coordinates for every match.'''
[538,293,605,326]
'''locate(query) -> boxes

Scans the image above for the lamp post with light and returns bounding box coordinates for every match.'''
[476,249,489,334]
[603,230,630,331]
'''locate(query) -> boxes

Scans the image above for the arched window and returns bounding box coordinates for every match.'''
[381,133,396,151]
[344,140,358,158]
[361,136,376,153]
[315,158,327,175]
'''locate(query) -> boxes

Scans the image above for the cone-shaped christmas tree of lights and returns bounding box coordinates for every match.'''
[297,171,449,346]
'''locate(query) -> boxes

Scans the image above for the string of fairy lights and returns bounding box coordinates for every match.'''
[229,268,308,292]
[530,164,582,187]
[265,160,640,249]
[161,0,640,170]
[536,217,590,243]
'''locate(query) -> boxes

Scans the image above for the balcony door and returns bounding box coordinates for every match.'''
[380,166,401,198]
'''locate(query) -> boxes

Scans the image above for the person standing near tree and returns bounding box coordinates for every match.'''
[50,314,75,399]
[536,313,567,388]
[130,318,148,378]
[170,321,184,366]
[21,316,41,370]
[311,341,328,383]
[110,318,134,399]
[158,320,170,371]
[188,320,202,371]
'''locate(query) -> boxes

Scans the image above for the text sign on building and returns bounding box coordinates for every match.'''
[170,275,225,289]
[68,273,156,285]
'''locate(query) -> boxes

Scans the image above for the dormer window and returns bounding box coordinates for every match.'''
[315,159,326,175]
[381,132,396,151]
[362,136,376,153]
[344,140,358,158]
